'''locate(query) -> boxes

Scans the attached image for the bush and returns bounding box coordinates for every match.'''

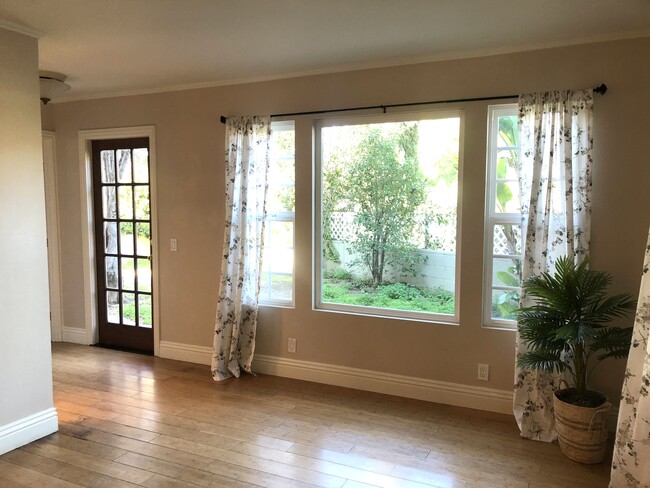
[323,268,353,280]
[322,278,455,314]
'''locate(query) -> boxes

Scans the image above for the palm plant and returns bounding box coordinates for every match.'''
[517,256,636,405]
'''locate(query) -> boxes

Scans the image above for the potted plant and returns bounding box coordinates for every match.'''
[517,256,636,463]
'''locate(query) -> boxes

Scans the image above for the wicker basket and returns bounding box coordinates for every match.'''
[553,389,611,464]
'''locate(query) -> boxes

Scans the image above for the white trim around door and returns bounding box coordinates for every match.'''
[78,126,160,355]
[43,131,64,342]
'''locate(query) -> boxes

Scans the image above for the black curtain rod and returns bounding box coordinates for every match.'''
[219,83,607,124]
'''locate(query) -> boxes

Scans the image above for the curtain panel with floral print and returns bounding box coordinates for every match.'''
[513,90,594,441]
[212,116,271,381]
[610,227,650,486]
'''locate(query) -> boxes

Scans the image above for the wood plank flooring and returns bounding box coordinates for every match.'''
[0,343,612,487]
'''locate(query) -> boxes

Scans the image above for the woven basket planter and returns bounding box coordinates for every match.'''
[553,388,611,464]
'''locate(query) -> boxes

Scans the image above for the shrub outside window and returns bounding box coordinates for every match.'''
[315,112,462,323]
[260,121,295,306]
[484,105,521,329]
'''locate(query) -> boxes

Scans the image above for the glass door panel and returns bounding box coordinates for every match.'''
[92,138,153,353]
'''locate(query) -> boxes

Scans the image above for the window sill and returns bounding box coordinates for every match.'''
[314,303,459,326]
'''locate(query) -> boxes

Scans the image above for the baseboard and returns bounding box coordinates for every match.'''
[156,341,512,414]
[253,354,514,414]
[158,340,212,365]
[62,326,89,344]
[0,408,58,455]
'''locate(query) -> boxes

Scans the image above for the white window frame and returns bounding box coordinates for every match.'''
[260,120,295,308]
[314,110,463,324]
[483,104,521,330]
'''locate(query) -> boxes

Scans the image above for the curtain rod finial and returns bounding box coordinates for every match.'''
[220,115,227,124]
[594,83,607,95]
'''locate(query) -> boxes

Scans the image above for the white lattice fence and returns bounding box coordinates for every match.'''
[493,225,521,255]
[328,211,456,252]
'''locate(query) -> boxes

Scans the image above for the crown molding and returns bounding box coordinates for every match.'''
[0,19,44,39]
[52,30,650,104]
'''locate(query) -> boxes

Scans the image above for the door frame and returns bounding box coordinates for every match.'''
[78,126,159,355]
[43,131,63,342]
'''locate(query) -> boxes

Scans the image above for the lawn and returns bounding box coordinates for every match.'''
[322,273,455,314]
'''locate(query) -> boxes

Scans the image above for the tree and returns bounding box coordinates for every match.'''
[346,123,426,285]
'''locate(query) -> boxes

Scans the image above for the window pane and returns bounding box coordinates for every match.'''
[138,294,152,328]
[105,256,118,289]
[137,258,151,292]
[261,122,295,305]
[133,148,149,183]
[101,150,115,183]
[260,273,293,301]
[267,129,295,214]
[491,288,520,320]
[106,291,119,323]
[121,257,134,290]
[104,222,117,254]
[102,187,117,219]
[122,292,136,325]
[136,223,151,256]
[494,148,520,213]
[117,149,132,183]
[493,257,521,287]
[134,186,150,219]
[320,117,459,316]
[497,115,518,147]
[493,224,521,256]
[120,222,134,255]
[118,186,133,219]
[485,106,520,328]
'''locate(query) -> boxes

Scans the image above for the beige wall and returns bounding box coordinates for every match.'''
[0,28,55,429]
[46,38,650,401]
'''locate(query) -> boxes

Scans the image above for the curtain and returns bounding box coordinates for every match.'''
[513,90,594,441]
[212,115,271,381]
[610,227,650,486]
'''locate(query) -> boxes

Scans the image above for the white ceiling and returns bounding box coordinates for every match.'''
[1,0,649,101]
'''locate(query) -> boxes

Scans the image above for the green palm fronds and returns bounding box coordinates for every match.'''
[516,256,636,401]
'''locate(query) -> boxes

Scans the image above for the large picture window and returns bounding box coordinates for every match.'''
[484,105,521,328]
[260,121,295,306]
[315,113,461,323]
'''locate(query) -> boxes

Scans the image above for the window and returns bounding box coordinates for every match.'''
[484,105,521,328]
[315,112,461,323]
[260,121,295,306]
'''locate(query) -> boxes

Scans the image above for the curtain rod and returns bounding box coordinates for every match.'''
[219,83,607,124]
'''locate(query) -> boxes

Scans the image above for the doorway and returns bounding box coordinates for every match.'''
[92,137,153,353]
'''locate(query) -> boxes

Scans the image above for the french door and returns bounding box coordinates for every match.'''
[92,138,153,353]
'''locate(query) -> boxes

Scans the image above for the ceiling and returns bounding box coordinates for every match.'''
[1,0,649,102]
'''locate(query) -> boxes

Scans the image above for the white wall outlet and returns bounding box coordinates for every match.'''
[170,238,177,252]
[288,337,297,354]
[478,363,489,381]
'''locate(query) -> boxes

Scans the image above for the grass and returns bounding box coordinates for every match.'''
[123,301,152,326]
[322,277,455,314]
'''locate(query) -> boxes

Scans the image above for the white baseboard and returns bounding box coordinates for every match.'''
[0,408,58,455]
[62,326,89,344]
[253,354,513,415]
[157,341,513,414]
[159,340,212,365]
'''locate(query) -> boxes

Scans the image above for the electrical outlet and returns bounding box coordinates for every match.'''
[288,338,297,354]
[478,363,489,381]
[170,238,177,252]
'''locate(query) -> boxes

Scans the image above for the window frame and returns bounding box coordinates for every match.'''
[483,104,521,330]
[259,120,295,308]
[313,110,463,325]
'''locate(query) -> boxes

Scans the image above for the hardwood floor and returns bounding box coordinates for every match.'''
[0,343,612,487]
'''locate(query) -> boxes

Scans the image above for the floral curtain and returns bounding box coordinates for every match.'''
[212,116,271,381]
[610,227,650,487]
[513,90,594,441]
